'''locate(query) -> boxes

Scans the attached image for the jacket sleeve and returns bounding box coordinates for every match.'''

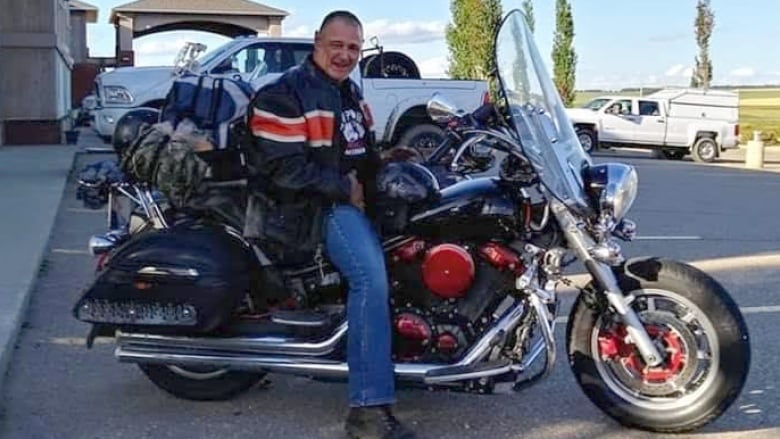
[246,84,351,202]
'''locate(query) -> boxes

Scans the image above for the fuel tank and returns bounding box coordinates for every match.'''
[406,177,518,241]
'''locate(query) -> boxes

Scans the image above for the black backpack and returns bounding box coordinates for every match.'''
[160,73,255,181]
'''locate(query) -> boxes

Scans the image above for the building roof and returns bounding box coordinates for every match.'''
[109,0,289,22]
[69,0,98,23]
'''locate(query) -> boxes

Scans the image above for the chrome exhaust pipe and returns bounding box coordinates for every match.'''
[114,346,513,383]
[116,302,529,384]
[117,322,349,357]
[115,346,438,381]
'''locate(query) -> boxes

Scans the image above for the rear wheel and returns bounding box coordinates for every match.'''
[396,123,446,159]
[566,258,750,433]
[691,137,717,162]
[139,364,267,401]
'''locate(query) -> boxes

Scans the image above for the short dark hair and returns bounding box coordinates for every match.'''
[319,10,362,31]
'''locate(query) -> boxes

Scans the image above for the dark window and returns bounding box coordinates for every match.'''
[638,100,660,116]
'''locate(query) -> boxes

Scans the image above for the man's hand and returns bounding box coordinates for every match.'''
[348,171,365,211]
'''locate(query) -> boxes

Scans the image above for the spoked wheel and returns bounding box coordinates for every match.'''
[139,364,268,401]
[567,258,750,433]
[593,293,718,405]
[396,123,446,159]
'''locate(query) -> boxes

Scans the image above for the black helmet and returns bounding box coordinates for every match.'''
[377,161,440,203]
[112,108,160,156]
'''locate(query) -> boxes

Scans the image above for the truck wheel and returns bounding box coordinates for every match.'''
[691,137,717,163]
[361,52,420,79]
[576,127,597,153]
[661,150,686,160]
[397,124,445,158]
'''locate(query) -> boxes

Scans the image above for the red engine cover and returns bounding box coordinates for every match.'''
[479,242,524,274]
[421,244,475,299]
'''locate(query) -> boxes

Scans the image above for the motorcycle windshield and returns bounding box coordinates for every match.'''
[495,9,592,212]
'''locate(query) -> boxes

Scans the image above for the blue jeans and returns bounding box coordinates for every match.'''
[323,204,396,407]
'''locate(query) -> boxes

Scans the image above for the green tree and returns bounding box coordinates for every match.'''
[522,0,535,34]
[690,0,715,88]
[552,0,577,106]
[445,0,503,83]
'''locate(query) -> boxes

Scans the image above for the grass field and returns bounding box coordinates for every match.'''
[573,88,780,145]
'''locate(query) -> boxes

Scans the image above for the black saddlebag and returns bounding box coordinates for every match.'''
[73,224,258,334]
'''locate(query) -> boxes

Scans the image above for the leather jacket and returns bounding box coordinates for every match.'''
[243,55,381,260]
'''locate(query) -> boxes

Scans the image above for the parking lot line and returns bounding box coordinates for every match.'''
[51,248,90,255]
[66,208,104,214]
[635,235,703,240]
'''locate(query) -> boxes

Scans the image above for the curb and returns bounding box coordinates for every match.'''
[0,147,79,398]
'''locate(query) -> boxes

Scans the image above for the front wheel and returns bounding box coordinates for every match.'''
[566,258,750,433]
[575,127,597,153]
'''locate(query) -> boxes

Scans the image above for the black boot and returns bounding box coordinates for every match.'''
[345,405,418,439]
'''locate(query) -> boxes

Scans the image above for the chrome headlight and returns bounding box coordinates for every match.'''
[102,86,134,105]
[584,163,638,221]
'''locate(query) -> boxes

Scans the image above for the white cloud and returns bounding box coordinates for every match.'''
[136,38,191,57]
[729,67,755,77]
[363,19,446,45]
[282,19,446,45]
[664,64,685,77]
[134,32,230,67]
[417,56,448,78]
[284,25,312,38]
[664,64,693,78]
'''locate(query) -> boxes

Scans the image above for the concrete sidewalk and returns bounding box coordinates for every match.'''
[0,141,79,396]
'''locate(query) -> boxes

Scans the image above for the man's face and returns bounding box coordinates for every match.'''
[313,18,363,82]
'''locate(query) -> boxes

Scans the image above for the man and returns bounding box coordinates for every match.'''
[243,10,418,439]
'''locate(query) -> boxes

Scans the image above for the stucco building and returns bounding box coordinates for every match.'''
[0,0,287,146]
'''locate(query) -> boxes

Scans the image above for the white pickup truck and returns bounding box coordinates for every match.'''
[566,88,740,162]
[92,36,488,151]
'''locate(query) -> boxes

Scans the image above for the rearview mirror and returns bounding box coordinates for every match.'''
[426,93,464,124]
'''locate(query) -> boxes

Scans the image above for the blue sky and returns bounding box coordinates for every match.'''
[84,0,780,90]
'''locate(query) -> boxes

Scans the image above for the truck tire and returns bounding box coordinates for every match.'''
[361,52,420,79]
[691,137,717,163]
[396,123,445,158]
[576,127,597,153]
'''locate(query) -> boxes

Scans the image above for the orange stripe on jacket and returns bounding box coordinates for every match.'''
[304,110,335,147]
[250,108,307,142]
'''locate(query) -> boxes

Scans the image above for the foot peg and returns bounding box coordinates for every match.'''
[423,358,513,384]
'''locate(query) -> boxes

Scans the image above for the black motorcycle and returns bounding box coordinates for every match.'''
[73,10,749,433]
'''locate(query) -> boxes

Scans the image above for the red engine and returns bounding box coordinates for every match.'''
[393,310,465,361]
[421,244,475,299]
[390,239,525,362]
[392,239,523,300]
